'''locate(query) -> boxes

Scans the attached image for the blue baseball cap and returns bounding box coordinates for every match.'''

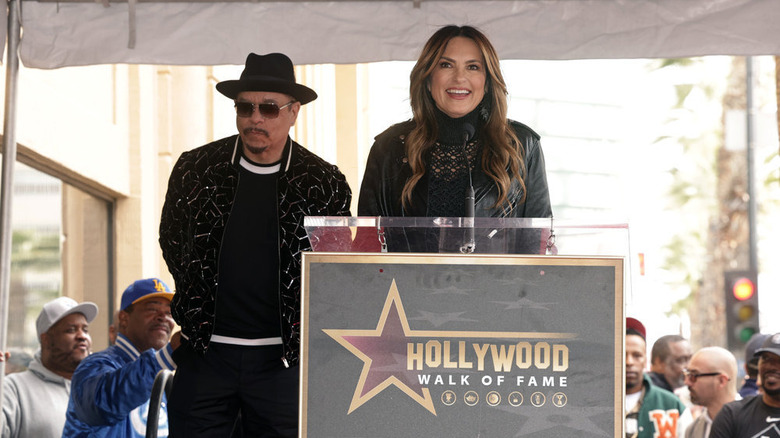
[120,278,174,311]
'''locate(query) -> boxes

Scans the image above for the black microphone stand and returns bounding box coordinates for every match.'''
[460,123,476,254]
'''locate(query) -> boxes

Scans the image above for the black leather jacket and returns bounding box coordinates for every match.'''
[159,135,351,366]
[357,119,552,218]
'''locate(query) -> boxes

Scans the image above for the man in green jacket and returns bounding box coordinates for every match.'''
[625,317,692,438]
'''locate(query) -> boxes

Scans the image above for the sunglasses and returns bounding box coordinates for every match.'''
[234,100,296,119]
[683,369,722,383]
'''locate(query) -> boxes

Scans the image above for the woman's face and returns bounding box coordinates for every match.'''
[428,36,487,118]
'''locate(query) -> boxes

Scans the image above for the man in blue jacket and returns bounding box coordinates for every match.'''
[62,278,178,437]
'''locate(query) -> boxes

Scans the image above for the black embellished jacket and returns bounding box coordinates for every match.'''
[159,135,352,366]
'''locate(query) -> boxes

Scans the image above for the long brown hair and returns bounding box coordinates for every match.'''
[403,25,526,213]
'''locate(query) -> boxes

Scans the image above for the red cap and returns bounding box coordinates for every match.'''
[626,317,646,340]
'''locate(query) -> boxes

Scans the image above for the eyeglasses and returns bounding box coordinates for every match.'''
[683,369,722,383]
[234,100,296,119]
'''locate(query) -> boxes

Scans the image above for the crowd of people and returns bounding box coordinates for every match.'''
[0,23,777,438]
[1,280,177,438]
[624,317,780,438]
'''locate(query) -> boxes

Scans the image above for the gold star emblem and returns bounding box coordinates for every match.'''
[323,279,436,414]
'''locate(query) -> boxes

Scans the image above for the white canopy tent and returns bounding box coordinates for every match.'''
[2,0,780,400]
[9,0,780,68]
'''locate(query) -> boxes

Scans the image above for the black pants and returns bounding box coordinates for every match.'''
[168,341,298,437]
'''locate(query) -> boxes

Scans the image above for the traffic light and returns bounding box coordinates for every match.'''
[724,270,759,353]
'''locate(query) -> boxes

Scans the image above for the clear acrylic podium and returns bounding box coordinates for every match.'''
[304,216,629,259]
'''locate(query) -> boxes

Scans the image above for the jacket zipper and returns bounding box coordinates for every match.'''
[274,192,289,368]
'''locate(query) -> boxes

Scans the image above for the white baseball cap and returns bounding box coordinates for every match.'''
[36,296,99,339]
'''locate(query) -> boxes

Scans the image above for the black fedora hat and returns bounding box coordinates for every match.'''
[216,53,317,104]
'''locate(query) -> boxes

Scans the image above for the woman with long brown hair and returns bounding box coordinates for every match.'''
[358,25,551,222]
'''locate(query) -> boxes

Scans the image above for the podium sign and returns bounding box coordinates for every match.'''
[301,253,624,438]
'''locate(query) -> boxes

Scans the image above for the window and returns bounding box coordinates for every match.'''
[7,161,112,353]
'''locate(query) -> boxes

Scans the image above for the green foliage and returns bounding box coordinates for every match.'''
[759,151,780,219]
[764,151,780,186]
[9,228,62,350]
[654,58,723,315]
[674,84,694,108]
[655,58,696,69]
[11,229,61,270]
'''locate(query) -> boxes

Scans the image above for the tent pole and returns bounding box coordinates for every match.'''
[0,0,22,395]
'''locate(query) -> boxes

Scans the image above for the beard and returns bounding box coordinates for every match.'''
[762,383,780,397]
[242,127,270,156]
[245,144,268,156]
[626,377,642,393]
[760,370,780,398]
[671,373,686,389]
[46,340,88,373]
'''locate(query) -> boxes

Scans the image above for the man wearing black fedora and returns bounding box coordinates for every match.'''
[160,52,352,436]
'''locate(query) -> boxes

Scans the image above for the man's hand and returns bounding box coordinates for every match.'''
[170,331,182,351]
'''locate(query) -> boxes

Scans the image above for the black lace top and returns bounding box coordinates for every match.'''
[427,107,481,217]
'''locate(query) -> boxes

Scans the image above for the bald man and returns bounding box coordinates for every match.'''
[683,347,738,438]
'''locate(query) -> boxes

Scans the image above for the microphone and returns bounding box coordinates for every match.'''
[461,123,476,254]
[462,123,476,144]
[463,123,475,219]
